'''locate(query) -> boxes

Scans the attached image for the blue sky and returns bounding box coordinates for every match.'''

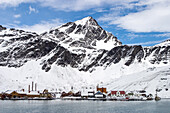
[0,0,170,46]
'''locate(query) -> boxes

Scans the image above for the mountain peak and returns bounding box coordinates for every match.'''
[75,16,99,26]
[48,16,122,50]
[155,39,170,47]
[82,16,93,20]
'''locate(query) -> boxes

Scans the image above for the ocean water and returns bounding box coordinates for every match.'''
[0,99,170,113]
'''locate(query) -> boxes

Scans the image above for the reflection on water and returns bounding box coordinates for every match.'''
[0,99,170,113]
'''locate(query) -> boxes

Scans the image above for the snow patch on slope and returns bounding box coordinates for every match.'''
[155,39,170,47]
[75,16,93,26]
[0,60,91,92]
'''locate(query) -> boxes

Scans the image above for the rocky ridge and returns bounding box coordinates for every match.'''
[0,17,170,94]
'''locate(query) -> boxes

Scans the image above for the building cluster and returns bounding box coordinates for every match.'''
[0,82,55,100]
[0,83,158,101]
[60,86,154,101]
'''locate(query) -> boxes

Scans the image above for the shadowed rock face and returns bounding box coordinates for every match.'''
[0,38,57,67]
[46,16,122,49]
[0,17,170,72]
[99,45,144,66]
[144,46,170,64]
[41,45,86,72]
[0,25,6,31]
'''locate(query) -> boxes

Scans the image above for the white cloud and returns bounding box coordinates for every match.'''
[17,19,63,34]
[99,0,170,32]
[14,14,21,18]
[2,0,170,33]
[128,40,165,46]
[114,5,170,32]
[98,13,120,23]
[0,0,36,8]
[93,8,108,13]
[155,33,170,37]
[38,0,137,11]
[0,0,136,11]
[5,18,63,34]
[13,20,20,24]
[29,6,38,14]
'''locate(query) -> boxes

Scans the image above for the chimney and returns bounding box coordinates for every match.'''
[32,81,34,91]
[22,89,25,92]
[28,85,30,93]
[96,84,99,91]
[35,83,37,91]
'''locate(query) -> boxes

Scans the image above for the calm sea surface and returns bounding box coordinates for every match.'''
[0,99,170,113]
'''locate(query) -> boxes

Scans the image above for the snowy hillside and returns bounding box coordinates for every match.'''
[0,17,170,98]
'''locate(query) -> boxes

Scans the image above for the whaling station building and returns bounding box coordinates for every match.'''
[0,82,54,100]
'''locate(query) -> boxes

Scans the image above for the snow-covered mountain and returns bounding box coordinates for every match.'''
[0,17,170,98]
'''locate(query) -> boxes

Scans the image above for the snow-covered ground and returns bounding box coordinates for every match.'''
[0,17,170,99]
[0,57,170,98]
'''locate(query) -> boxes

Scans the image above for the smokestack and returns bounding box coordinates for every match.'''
[28,85,30,93]
[96,84,99,91]
[35,83,37,91]
[32,81,34,91]
[22,89,25,92]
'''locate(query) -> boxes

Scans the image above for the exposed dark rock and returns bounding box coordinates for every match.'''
[99,45,144,67]
[124,46,144,66]
[66,23,76,34]
[0,25,6,31]
[0,17,170,73]
[61,22,73,27]
[41,46,86,72]
[0,37,57,67]
[79,50,107,72]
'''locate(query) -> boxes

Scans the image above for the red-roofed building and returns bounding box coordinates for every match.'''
[111,91,126,97]
[111,91,117,96]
